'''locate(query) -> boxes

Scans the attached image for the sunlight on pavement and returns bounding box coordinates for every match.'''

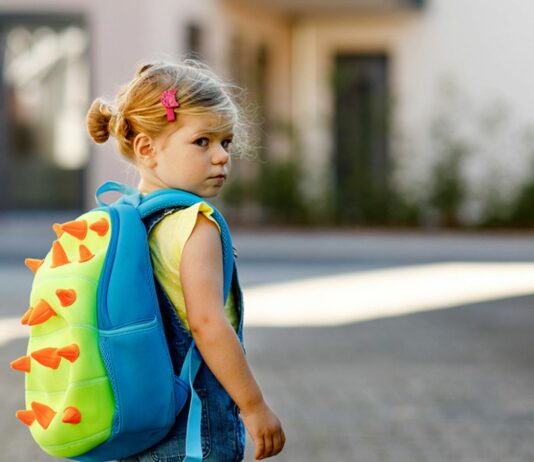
[3,262,534,346]
[0,317,27,347]
[243,262,534,326]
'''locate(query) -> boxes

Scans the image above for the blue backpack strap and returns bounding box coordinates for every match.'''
[95,182,234,304]
[179,342,204,462]
[137,187,235,304]
[95,181,141,207]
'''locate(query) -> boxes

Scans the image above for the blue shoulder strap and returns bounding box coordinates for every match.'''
[179,341,204,462]
[96,181,234,462]
[95,181,234,303]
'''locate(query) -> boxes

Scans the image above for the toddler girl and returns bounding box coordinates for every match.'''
[86,59,285,461]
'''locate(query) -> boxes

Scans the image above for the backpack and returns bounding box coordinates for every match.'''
[9,181,236,461]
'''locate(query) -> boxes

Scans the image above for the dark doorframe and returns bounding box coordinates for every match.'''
[332,53,391,225]
[0,13,87,211]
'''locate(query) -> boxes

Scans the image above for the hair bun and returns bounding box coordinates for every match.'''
[86,98,114,144]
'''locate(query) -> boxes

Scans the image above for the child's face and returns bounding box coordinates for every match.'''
[150,112,233,198]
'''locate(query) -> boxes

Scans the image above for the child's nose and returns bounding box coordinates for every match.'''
[212,146,230,164]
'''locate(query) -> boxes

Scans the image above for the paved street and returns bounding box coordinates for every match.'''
[243,294,534,462]
[2,215,534,461]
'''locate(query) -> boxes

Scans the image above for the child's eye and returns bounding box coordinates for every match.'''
[194,137,209,147]
[194,137,232,150]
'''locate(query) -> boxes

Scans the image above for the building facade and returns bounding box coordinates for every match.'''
[2,0,534,226]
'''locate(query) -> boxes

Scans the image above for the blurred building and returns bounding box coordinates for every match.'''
[1,0,534,226]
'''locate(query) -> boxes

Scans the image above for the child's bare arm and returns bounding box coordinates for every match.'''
[180,214,285,460]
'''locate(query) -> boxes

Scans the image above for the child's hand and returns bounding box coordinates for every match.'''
[240,400,286,460]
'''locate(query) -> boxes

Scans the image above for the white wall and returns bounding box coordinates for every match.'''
[292,0,534,222]
[394,0,534,220]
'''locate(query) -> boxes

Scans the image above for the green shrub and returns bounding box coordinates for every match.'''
[253,158,309,224]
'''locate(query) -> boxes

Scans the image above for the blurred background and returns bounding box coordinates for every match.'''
[2,0,534,460]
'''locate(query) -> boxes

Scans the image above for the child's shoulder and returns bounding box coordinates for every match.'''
[160,201,221,233]
[149,201,221,255]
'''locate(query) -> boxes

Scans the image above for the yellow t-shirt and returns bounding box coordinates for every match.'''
[147,202,238,333]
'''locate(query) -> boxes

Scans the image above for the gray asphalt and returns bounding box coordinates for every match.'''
[2,215,534,461]
[245,294,534,462]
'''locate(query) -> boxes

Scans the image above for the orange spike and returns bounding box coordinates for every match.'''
[62,406,81,424]
[58,344,79,363]
[78,245,95,263]
[61,220,88,240]
[24,258,44,273]
[31,348,61,369]
[10,356,31,373]
[90,218,109,237]
[28,299,57,326]
[56,288,77,307]
[50,240,71,268]
[20,307,33,325]
[52,223,64,238]
[16,410,36,426]
[31,402,56,429]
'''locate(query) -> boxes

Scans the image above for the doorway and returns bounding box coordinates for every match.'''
[332,54,390,225]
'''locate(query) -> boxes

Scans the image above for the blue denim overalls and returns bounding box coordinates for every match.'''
[118,206,246,462]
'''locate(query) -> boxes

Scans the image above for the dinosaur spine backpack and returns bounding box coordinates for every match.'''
[9,181,236,461]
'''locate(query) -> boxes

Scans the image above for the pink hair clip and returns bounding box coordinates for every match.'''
[160,89,180,121]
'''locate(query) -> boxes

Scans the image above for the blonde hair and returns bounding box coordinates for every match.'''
[86,59,254,162]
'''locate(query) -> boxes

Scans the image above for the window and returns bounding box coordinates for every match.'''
[0,17,89,209]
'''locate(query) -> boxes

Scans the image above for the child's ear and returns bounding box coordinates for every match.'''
[133,133,158,168]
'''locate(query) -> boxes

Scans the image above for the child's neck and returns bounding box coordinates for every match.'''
[137,178,166,195]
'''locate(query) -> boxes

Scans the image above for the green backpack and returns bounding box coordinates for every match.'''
[10,182,236,461]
